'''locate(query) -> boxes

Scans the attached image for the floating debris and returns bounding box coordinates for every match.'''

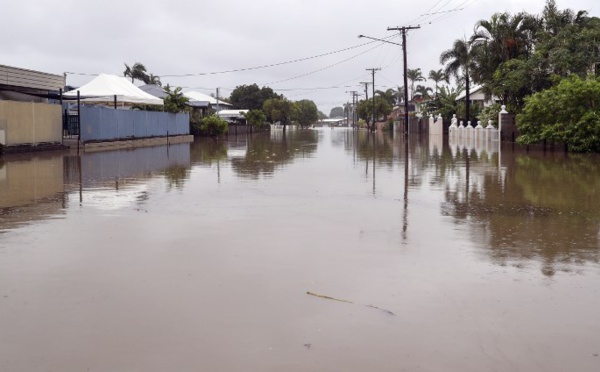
[306,291,395,316]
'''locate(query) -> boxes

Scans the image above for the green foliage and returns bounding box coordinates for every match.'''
[357,96,393,129]
[425,84,464,119]
[244,109,268,129]
[407,68,426,100]
[429,69,448,96]
[263,98,295,128]
[329,107,344,118]
[318,110,328,120]
[375,88,398,106]
[517,75,600,152]
[459,0,600,114]
[195,114,229,137]
[477,103,502,127]
[123,62,161,85]
[163,85,190,114]
[294,99,319,128]
[131,104,163,111]
[229,84,281,110]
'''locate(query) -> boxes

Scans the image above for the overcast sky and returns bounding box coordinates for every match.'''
[1,0,597,115]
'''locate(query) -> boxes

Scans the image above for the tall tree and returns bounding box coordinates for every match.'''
[229,84,280,111]
[329,106,344,118]
[145,73,162,86]
[414,85,433,100]
[428,69,448,96]
[440,38,476,123]
[295,100,319,128]
[263,97,296,131]
[123,62,149,84]
[375,88,397,106]
[407,68,426,100]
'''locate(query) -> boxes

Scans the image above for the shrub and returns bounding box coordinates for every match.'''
[517,76,600,152]
[194,115,228,136]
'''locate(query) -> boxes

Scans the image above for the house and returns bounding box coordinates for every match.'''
[456,85,499,108]
[183,90,233,111]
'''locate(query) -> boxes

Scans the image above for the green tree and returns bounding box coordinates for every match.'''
[123,62,149,84]
[407,68,426,99]
[244,109,268,129]
[163,85,190,113]
[425,84,464,119]
[329,106,344,118]
[517,75,600,152]
[414,85,433,100]
[229,84,280,110]
[318,110,328,120]
[440,38,477,122]
[294,99,319,128]
[195,114,229,137]
[145,73,161,86]
[428,69,448,96]
[357,96,393,130]
[263,97,296,130]
[375,88,398,106]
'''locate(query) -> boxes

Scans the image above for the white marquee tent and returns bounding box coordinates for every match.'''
[63,74,163,106]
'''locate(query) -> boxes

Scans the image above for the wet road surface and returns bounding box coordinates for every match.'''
[1,128,599,371]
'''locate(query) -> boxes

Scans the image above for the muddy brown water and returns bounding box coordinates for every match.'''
[1,128,599,371]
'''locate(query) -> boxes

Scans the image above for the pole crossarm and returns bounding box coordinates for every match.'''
[357,35,401,46]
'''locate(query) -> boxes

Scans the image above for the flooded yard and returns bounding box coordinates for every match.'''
[1,128,599,371]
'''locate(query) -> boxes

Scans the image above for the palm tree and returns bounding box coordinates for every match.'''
[375,88,397,107]
[414,85,433,100]
[123,62,148,84]
[428,69,448,96]
[407,68,426,100]
[145,73,162,86]
[440,38,476,123]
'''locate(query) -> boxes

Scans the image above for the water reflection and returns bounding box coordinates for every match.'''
[441,141,600,276]
[229,129,318,179]
[0,153,66,232]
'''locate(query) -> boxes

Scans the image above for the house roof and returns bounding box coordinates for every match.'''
[63,74,163,105]
[139,84,168,98]
[183,90,233,107]
[456,85,483,101]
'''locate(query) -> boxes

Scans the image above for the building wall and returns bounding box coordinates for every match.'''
[0,64,65,92]
[0,101,62,145]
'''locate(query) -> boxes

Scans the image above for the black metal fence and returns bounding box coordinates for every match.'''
[63,113,80,138]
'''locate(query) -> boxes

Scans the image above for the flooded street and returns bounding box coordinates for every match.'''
[1,128,599,371]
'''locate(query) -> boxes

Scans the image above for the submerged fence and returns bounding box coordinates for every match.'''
[79,106,189,142]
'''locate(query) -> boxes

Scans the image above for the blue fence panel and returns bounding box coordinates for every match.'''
[174,113,189,135]
[133,110,147,138]
[118,110,135,139]
[79,106,189,141]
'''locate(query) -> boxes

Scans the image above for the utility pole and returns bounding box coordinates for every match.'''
[366,68,380,131]
[216,87,220,112]
[387,25,420,136]
[346,90,359,128]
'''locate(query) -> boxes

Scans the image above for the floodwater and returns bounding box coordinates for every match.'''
[1,128,599,371]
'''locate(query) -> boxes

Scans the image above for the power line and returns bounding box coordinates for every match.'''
[262,42,385,86]
[157,40,381,78]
